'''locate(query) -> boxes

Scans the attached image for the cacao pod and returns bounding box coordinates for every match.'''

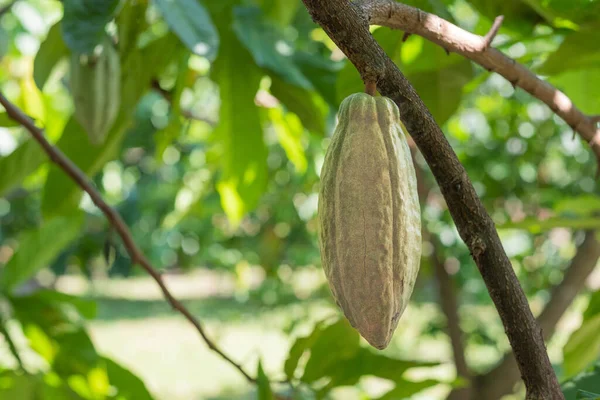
[70,39,121,146]
[318,93,422,350]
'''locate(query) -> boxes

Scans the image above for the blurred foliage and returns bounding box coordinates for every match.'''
[0,0,598,398]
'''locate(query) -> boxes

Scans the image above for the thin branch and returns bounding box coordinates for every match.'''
[482,16,504,50]
[301,1,563,398]
[474,231,600,400]
[0,93,256,384]
[363,0,600,169]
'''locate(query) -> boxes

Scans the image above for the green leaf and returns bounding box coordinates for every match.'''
[256,360,274,400]
[539,31,600,75]
[584,291,600,320]
[259,0,300,26]
[301,318,360,383]
[376,379,440,400]
[549,68,600,114]
[104,357,154,400]
[465,0,542,32]
[154,52,190,158]
[267,107,307,173]
[61,0,120,54]
[53,329,100,377]
[407,60,474,126]
[318,347,439,395]
[34,22,68,90]
[293,51,341,108]
[554,196,600,216]
[233,6,312,89]
[520,0,600,27]
[116,0,149,60]
[212,16,268,225]
[270,74,328,135]
[0,213,84,293]
[577,390,600,400]
[562,363,600,400]
[0,112,20,127]
[563,314,600,379]
[0,140,47,197]
[0,372,80,400]
[32,289,97,320]
[284,320,328,379]
[498,217,600,232]
[153,0,219,61]
[336,30,474,125]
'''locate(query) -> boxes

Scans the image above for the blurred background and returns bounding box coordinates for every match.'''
[0,0,599,399]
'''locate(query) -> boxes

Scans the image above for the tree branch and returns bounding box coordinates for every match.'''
[411,146,470,389]
[362,0,600,169]
[0,93,256,384]
[300,1,563,398]
[475,231,600,399]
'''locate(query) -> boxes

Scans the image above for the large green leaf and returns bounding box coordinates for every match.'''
[539,31,600,75]
[233,6,311,89]
[498,217,600,232]
[256,360,274,400]
[270,75,327,135]
[259,0,300,26]
[212,14,268,225]
[465,0,542,32]
[563,362,600,400]
[317,347,439,395]
[34,22,68,90]
[0,112,21,127]
[0,213,84,293]
[376,379,440,400]
[0,372,80,400]
[153,0,219,61]
[563,295,600,379]
[521,0,600,27]
[104,357,154,400]
[301,318,361,383]
[284,320,328,379]
[549,68,600,114]
[116,0,149,59]
[266,107,307,173]
[0,140,47,197]
[576,390,600,400]
[293,51,341,108]
[554,195,600,216]
[337,30,473,125]
[61,0,120,54]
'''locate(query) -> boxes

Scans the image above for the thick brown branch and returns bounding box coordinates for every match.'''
[475,231,600,399]
[364,0,600,167]
[0,93,255,384]
[301,1,563,398]
[411,146,470,385]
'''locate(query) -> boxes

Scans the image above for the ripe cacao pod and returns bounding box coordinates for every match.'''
[70,39,121,146]
[318,93,422,350]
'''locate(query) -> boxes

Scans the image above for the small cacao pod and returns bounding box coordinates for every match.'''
[70,39,121,146]
[318,93,422,350]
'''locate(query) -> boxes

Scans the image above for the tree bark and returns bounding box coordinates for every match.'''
[300,1,563,398]
[474,231,600,399]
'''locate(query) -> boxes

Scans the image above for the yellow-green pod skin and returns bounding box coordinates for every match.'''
[70,40,121,146]
[318,93,422,350]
